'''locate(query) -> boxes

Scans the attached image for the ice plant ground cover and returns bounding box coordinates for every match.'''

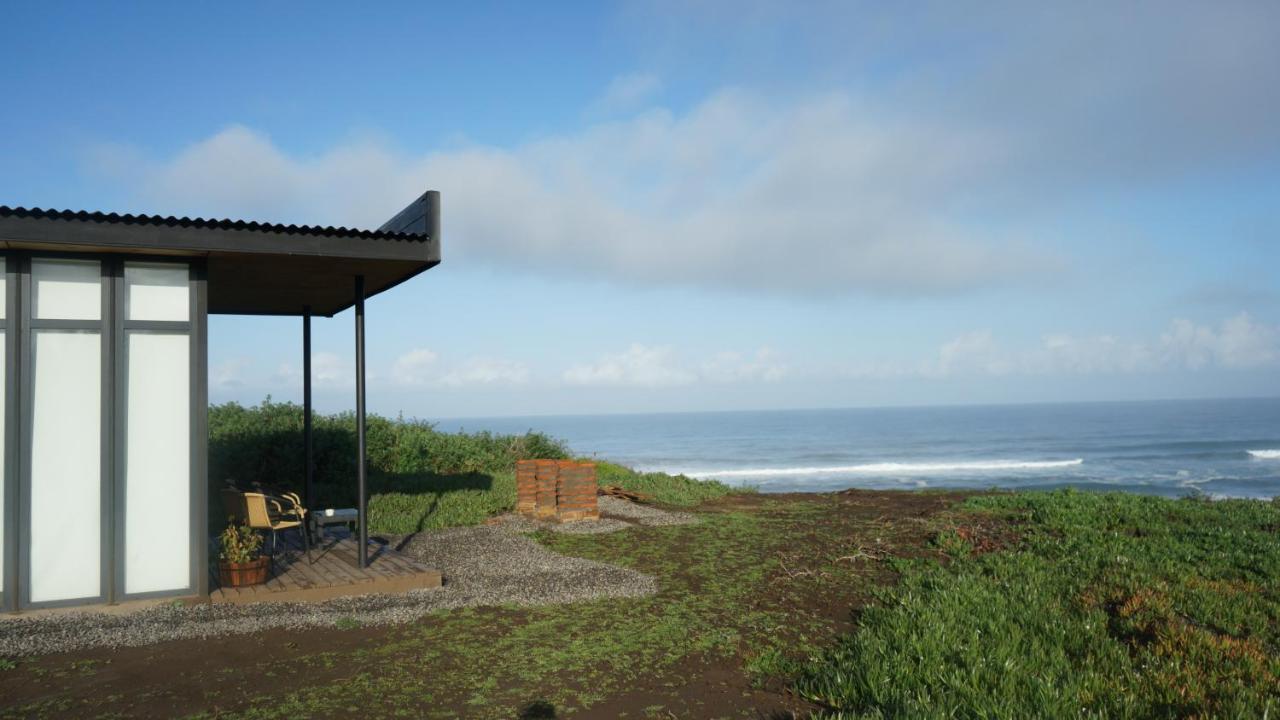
[1,402,1276,718]
[793,490,1280,718]
[2,488,1277,717]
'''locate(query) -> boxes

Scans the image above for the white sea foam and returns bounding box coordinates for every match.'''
[681,458,1084,479]
[1248,449,1280,459]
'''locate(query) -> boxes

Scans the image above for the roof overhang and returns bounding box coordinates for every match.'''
[0,191,440,316]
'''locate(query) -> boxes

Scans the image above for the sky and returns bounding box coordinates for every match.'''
[1,1,1278,419]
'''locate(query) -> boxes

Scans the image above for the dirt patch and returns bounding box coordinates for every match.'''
[0,490,982,719]
[0,623,406,717]
[945,517,1026,555]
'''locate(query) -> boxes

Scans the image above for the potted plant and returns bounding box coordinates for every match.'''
[217,519,268,587]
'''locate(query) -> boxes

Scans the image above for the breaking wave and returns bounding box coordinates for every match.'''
[1248,449,1280,459]
[682,458,1084,479]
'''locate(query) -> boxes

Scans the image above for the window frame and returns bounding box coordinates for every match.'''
[2,252,208,611]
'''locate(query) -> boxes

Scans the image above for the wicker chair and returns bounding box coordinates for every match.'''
[222,488,311,565]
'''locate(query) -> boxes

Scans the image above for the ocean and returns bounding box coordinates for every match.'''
[438,398,1280,499]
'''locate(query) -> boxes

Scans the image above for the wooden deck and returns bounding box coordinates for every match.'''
[210,529,442,604]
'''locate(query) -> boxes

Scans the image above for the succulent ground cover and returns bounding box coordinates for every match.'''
[2,488,1276,718]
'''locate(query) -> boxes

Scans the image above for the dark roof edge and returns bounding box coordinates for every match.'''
[0,205,429,243]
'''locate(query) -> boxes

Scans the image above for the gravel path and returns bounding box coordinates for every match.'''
[0,499,693,657]
[485,496,697,535]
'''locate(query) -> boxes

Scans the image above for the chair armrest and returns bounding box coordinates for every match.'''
[281,492,306,512]
[268,493,307,520]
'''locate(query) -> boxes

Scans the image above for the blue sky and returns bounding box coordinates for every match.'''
[2,1,1278,418]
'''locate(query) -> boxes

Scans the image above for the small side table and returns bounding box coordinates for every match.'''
[310,507,359,541]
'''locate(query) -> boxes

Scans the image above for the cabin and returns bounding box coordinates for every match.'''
[0,191,440,611]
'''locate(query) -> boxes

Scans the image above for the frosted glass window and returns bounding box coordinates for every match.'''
[33,260,101,320]
[29,331,101,603]
[124,333,190,594]
[125,264,189,322]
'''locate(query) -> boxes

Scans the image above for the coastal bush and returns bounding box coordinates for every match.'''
[210,398,569,487]
[792,490,1280,717]
[210,399,567,531]
[210,399,741,533]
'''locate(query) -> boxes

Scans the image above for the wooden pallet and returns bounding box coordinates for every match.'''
[209,530,442,605]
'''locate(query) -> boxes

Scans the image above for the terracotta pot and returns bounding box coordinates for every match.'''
[218,557,269,587]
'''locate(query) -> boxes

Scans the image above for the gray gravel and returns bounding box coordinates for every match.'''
[467,496,698,536]
[0,499,692,657]
[597,495,697,526]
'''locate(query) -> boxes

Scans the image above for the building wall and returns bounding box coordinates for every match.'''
[0,254,207,611]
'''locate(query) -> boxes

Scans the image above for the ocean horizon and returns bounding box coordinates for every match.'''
[436,397,1280,499]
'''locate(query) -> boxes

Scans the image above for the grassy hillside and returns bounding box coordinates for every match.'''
[5,489,1277,717]
[209,399,738,533]
[792,490,1280,718]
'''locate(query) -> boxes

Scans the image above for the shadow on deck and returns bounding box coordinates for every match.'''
[209,528,442,604]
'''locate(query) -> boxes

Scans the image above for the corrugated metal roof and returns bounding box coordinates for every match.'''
[0,205,428,242]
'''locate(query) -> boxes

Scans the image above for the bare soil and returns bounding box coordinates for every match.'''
[0,490,977,719]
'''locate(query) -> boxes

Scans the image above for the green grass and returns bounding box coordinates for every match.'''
[592,460,745,506]
[210,399,740,534]
[366,471,518,533]
[9,489,1276,718]
[366,463,742,534]
[191,503,851,719]
[792,490,1280,718]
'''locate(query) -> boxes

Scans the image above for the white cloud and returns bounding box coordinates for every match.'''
[389,349,529,388]
[87,92,1056,298]
[590,72,663,115]
[313,352,348,385]
[700,347,788,383]
[929,330,1007,378]
[212,358,251,389]
[277,352,351,388]
[1162,313,1280,370]
[1028,334,1152,375]
[634,1,1280,181]
[274,362,296,383]
[564,344,789,387]
[440,357,530,388]
[81,3,1280,301]
[564,344,696,388]
[390,348,440,386]
[845,313,1280,380]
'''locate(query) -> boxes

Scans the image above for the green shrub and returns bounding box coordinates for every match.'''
[209,399,742,534]
[210,398,568,507]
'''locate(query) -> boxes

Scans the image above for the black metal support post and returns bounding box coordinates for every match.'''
[302,307,313,514]
[354,277,367,569]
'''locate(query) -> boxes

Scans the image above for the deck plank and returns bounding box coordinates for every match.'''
[209,529,440,605]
